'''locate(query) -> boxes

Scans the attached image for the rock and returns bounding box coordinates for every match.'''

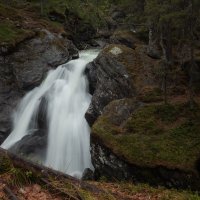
[85,45,135,126]
[146,44,162,59]
[0,29,76,144]
[91,99,200,190]
[10,30,73,90]
[111,10,126,21]
[91,138,131,181]
[0,84,22,144]
[82,168,94,181]
[9,129,47,160]
[48,10,66,23]
[110,30,137,49]
[37,96,49,130]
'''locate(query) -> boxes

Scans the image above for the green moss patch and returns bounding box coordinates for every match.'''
[0,21,34,46]
[93,101,200,172]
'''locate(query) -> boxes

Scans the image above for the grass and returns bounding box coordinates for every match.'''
[91,181,200,200]
[93,101,200,172]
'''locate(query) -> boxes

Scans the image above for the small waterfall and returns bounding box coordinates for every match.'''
[1,50,98,178]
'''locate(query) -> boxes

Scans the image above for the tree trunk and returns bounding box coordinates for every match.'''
[188,0,195,109]
[160,22,173,104]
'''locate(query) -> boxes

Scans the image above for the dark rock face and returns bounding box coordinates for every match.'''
[10,30,76,90]
[82,168,94,181]
[91,138,131,181]
[85,51,134,126]
[0,30,77,145]
[9,129,47,160]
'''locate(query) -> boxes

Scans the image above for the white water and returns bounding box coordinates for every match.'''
[1,50,98,178]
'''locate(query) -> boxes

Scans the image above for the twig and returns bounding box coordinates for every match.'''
[40,178,80,200]
[4,186,19,200]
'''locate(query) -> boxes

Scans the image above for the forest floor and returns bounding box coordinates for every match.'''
[1,175,200,200]
[1,1,200,199]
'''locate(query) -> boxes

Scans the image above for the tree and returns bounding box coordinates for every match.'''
[144,0,200,104]
[40,0,48,16]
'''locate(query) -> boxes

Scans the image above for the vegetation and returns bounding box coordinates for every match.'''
[1,155,200,199]
[93,101,200,172]
[0,0,200,198]
[0,21,33,45]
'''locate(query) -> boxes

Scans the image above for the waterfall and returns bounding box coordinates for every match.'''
[1,49,98,178]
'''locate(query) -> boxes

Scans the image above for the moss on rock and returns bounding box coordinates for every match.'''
[0,21,34,46]
[92,100,200,173]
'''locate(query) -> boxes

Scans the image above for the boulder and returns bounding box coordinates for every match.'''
[9,129,47,160]
[110,30,137,49]
[85,45,135,126]
[111,10,126,21]
[10,30,77,90]
[82,168,94,181]
[91,99,200,190]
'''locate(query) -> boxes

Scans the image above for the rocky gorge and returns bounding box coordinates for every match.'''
[0,1,200,198]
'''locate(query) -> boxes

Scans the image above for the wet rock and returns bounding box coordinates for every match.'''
[85,45,135,126]
[37,96,48,130]
[91,139,131,181]
[82,168,94,181]
[9,129,47,160]
[10,30,72,90]
[0,85,22,144]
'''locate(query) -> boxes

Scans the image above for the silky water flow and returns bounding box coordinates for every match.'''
[1,50,99,178]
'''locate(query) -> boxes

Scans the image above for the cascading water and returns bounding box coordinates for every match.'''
[1,49,98,178]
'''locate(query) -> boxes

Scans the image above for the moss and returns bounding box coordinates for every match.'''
[92,181,200,199]
[0,155,12,173]
[139,87,163,103]
[0,21,34,45]
[118,182,200,200]
[93,102,200,172]
[78,190,95,200]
